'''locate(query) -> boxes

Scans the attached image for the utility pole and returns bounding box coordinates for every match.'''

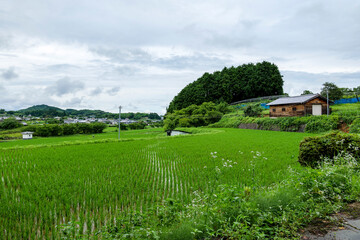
[118,106,122,139]
[327,89,329,116]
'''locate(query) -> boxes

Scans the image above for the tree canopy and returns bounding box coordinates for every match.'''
[320,82,343,101]
[164,102,232,130]
[13,104,161,120]
[167,61,284,113]
[301,90,313,95]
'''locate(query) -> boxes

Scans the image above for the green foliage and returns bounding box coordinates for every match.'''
[349,118,360,133]
[46,118,63,124]
[18,104,66,117]
[301,90,313,95]
[97,158,360,240]
[127,121,147,130]
[23,122,107,137]
[298,131,360,168]
[167,61,284,112]
[164,102,229,130]
[0,118,22,130]
[321,82,343,100]
[210,115,339,133]
[327,102,360,124]
[243,104,262,117]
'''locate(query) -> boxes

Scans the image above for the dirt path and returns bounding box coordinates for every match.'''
[301,202,360,240]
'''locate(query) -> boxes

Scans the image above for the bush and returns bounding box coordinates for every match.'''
[209,115,339,133]
[349,118,360,133]
[0,118,22,130]
[62,124,77,135]
[127,121,147,130]
[91,122,107,133]
[164,102,230,130]
[24,123,108,137]
[298,131,360,168]
[304,115,339,133]
[243,104,262,117]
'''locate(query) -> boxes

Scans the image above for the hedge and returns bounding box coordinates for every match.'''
[22,122,107,137]
[298,131,360,168]
[209,115,339,133]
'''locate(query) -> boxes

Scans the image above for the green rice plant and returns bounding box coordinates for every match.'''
[0,128,313,238]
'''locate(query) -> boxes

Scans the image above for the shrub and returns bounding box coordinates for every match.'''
[0,118,22,130]
[298,131,360,168]
[204,110,223,125]
[163,102,231,130]
[91,122,107,133]
[62,124,77,135]
[209,115,339,133]
[349,118,360,133]
[243,104,262,117]
[128,121,147,130]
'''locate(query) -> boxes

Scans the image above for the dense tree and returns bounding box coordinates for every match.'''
[163,102,231,130]
[0,118,22,130]
[167,61,283,113]
[320,82,343,100]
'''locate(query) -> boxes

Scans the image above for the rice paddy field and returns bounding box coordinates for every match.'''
[0,128,315,239]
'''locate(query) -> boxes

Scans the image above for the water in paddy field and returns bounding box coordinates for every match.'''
[169,131,189,136]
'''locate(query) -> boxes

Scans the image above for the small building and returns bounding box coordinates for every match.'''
[267,94,329,117]
[21,132,34,140]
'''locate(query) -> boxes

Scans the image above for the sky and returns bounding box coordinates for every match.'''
[0,0,359,114]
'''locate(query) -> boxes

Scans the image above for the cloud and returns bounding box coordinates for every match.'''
[63,97,83,107]
[46,64,79,71]
[91,47,152,64]
[283,70,360,96]
[1,67,18,80]
[1,1,360,114]
[45,77,85,96]
[106,86,121,96]
[90,87,103,96]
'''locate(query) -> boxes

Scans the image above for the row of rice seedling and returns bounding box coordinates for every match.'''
[0,128,312,238]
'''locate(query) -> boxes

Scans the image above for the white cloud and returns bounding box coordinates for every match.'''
[0,0,359,113]
[45,77,85,96]
[1,67,18,80]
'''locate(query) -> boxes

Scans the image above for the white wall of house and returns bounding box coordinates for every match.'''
[22,132,33,140]
[312,105,322,116]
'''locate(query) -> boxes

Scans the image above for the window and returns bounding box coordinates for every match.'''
[282,108,285,111]
[272,108,276,112]
[292,107,297,111]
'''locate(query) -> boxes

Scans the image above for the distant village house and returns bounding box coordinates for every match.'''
[267,94,329,117]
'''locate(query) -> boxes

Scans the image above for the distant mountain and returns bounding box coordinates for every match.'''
[15,104,161,120]
[17,104,66,117]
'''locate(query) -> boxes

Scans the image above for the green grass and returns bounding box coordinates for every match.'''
[331,102,360,112]
[0,128,315,238]
[0,128,165,149]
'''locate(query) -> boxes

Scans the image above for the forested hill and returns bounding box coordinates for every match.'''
[167,61,284,113]
[15,104,161,119]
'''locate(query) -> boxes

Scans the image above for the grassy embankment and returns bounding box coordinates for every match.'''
[211,102,360,132]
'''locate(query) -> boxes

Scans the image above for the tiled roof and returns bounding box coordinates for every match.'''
[267,94,323,106]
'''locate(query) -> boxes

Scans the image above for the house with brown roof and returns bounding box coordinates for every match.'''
[267,94,330,117]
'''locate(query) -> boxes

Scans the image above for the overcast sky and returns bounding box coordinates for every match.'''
[1,0,359,114]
